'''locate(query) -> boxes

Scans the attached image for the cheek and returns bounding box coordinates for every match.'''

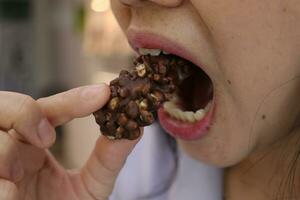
[110,0,131,31]
[177,126,256,168]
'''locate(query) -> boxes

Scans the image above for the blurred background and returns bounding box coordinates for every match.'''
[0,0,133,168]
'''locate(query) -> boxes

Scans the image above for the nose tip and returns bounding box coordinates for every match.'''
[120,0,182,7]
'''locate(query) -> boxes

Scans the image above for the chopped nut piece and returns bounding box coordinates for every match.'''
[108,97,120,110]
[150,91,164,103]
[141,82,151,95]
[110,86,118,97]
[118,88,129,98]
[126,101,139,119]
[139,99,148,110]
[158,64,167,75]
[115,126,125,139]
[126,120,138,131]
[128,129,141,140]
[153,74,161,82]
[136,64,147,77]
[140,110,154,125]
[117,113,128,126]
[107,135,116,140]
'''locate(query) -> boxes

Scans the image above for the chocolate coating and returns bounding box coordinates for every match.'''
[93,54,190,140]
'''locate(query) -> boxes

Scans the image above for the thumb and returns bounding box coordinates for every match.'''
[79,133,142,200]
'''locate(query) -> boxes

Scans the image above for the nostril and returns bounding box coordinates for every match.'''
[149,0,183,7]
[120,0,147,7]
[120,0,182,7]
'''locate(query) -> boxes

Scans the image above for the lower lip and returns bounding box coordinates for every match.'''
[157,99,215,141]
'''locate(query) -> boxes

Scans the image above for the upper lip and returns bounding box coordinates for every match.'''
[127,29,208,75]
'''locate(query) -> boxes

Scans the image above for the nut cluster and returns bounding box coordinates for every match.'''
[93,54,190,140]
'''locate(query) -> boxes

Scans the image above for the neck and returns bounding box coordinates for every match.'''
[225,128,300,200]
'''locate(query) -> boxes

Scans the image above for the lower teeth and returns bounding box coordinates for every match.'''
[163,99,211,123]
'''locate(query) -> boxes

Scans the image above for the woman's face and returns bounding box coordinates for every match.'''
[111,0,300,167]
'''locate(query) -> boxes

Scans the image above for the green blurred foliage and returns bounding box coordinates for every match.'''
[74,3,86,33]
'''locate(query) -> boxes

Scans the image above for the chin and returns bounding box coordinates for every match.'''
[176,127,255,168]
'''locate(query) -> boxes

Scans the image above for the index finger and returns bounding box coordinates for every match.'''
[37,84,110,127]
[0,92,55,148]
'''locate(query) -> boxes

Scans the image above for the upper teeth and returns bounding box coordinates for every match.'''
[138,48,170,56]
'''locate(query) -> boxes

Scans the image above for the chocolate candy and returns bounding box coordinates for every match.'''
[93,54,190,140]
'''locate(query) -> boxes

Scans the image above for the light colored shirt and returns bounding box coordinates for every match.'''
[110,123,223,200]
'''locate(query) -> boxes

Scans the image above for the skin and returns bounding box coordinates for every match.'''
[111,0,300,199]
[0,85,141,200]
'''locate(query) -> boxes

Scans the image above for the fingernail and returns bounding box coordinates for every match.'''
[38,118,56,147]
[12,160,24,182]
[81,84,106,101]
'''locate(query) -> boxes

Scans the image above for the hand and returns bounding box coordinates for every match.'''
[0,84,141,200]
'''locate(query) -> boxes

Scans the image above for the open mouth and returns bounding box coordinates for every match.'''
[164,58,213,123]
[138,48,215,140]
